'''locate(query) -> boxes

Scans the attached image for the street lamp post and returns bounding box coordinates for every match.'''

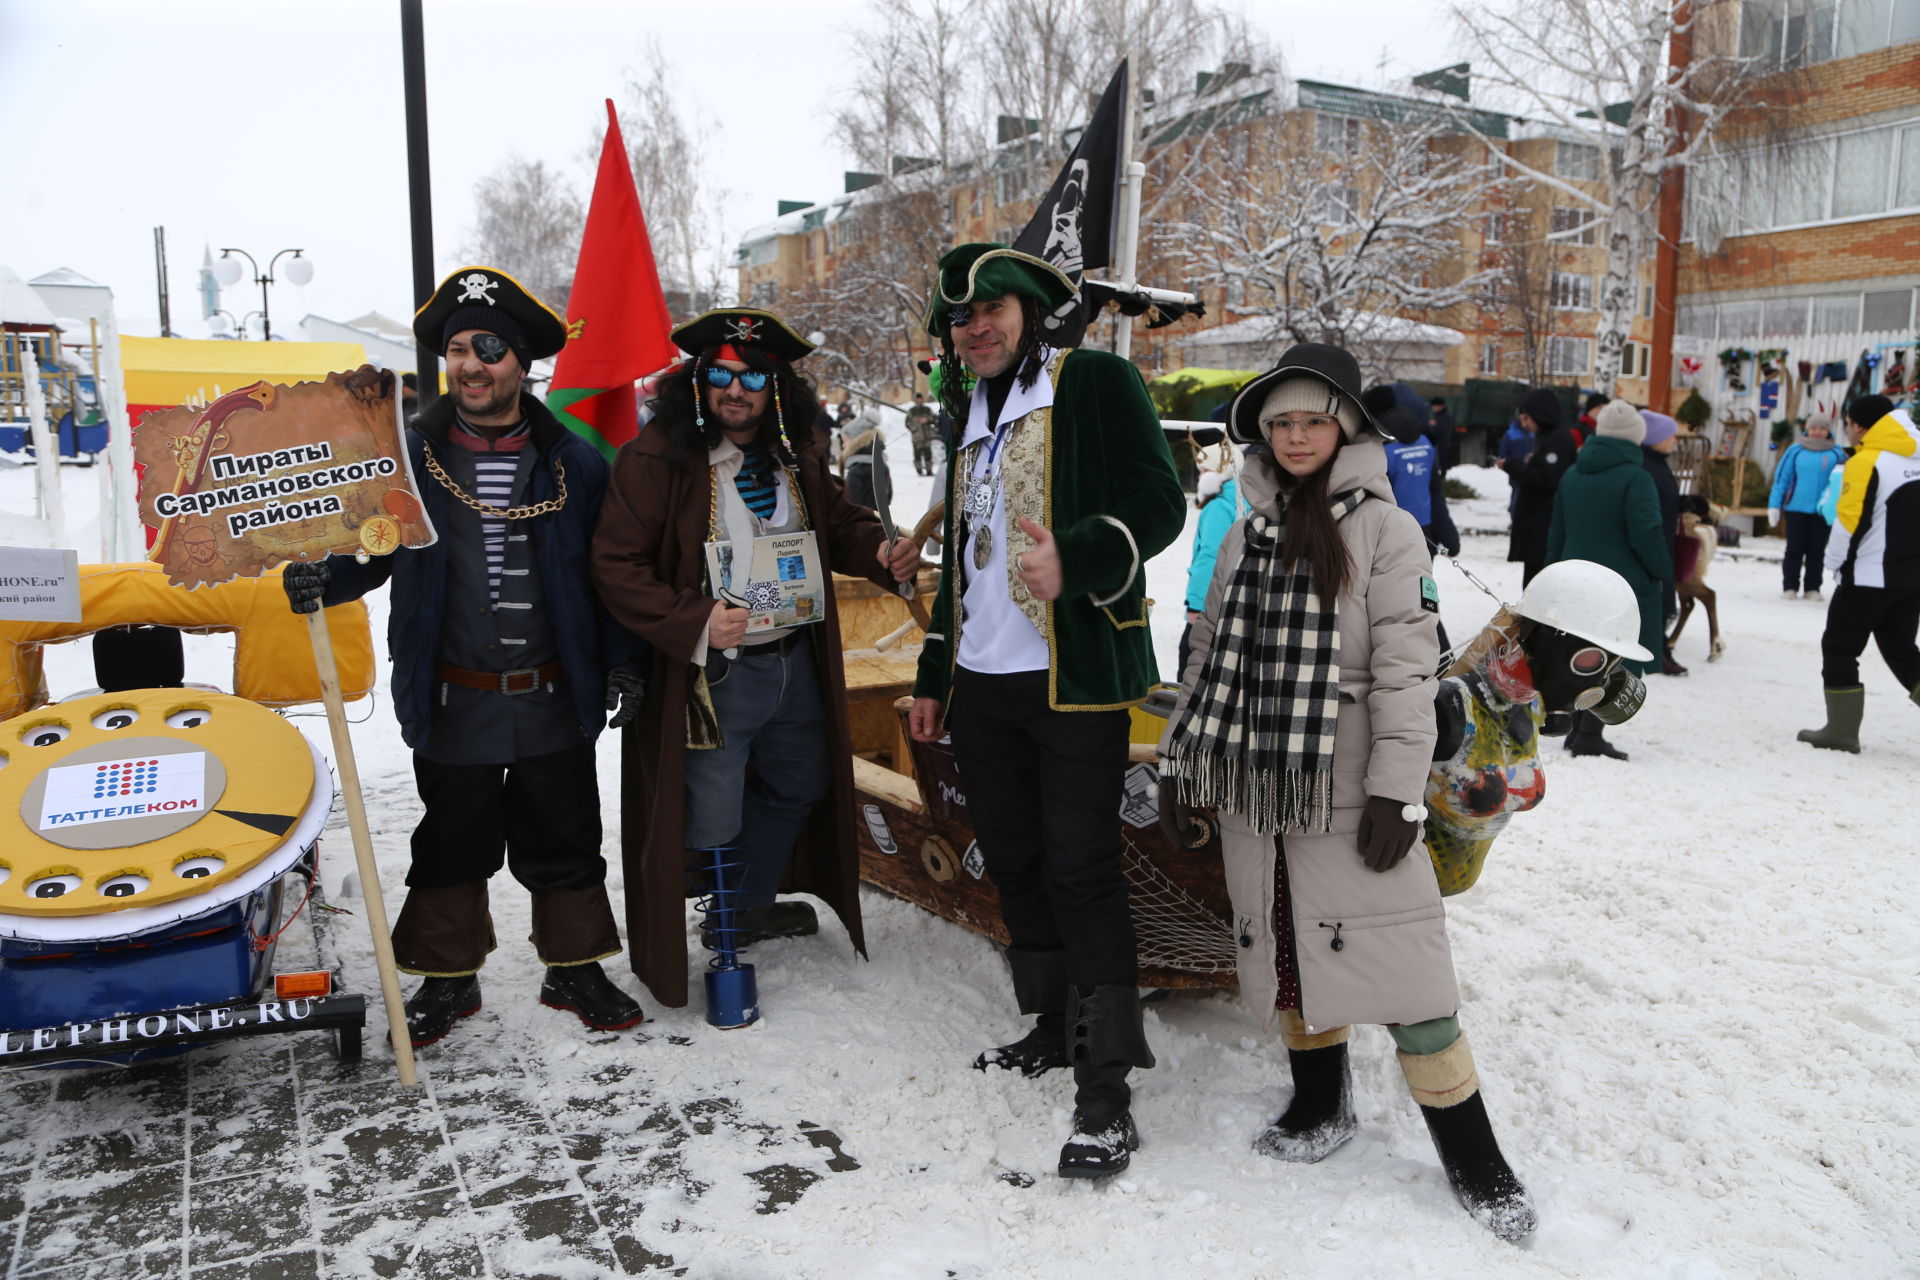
[209,309,266,340]
[212,248,313,341]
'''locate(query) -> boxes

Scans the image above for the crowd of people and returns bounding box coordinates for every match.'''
[278,249,1914,1248]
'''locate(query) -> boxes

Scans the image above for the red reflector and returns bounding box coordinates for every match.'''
[274,970,332,999]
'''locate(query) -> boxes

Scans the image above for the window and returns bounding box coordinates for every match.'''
[1546,336,1592,377]
[751,281,777,307]
[1312,182,1360,224]
[1621,341,1653,379]
[1810,293,1862,333]
[1863,288,1914,331]
[1677,302,1717,339]
[1899,127,1920,210]
[1551,272,1594,311]
[1763,297,1808,335]
[1773,139,1832,226]
[1719,299,1763,338]
[1837,0,1920,56]
[1556,142,1599,181]
[995,169,1031,208]
[1478,343,1500,376]
[1483,210,1525,245]
[1549,206,1597,245]
[1833,129,1894,218]
[1229,128,1251,169]
[1316,113,1362,157]
[1641,284,1656,319]
[741,237,777,267]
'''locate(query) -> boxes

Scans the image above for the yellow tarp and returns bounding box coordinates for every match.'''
[121,336,369,407]
[0,562,375,721]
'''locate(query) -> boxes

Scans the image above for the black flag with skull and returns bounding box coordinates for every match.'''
[1012,59,1127,350]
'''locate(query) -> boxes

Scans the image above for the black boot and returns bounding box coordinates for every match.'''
[700,900,820,951]
[403,975,481,1048]
[975,947,1069,1077]
[1058,985,1154,1179]
[1418,1093,1537,1244]
[1253,1042,1357,1163]
[539,961,645,1030]
[1565,709,1628,760]
[1401,1038,1535,1244]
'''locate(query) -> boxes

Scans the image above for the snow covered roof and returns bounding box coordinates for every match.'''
[1182,312,1464,349]
[30,267,107,289]
[0,266,59,326]
[340,311,415,344]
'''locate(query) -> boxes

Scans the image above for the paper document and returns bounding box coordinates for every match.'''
[705,531,825,633]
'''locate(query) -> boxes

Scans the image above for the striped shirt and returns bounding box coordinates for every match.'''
[735,448,778,521]
[449,416,530,604]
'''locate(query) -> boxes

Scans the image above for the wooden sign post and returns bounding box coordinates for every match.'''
[135,365,437,1087]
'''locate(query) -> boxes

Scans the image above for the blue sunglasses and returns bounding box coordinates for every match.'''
[704,366,770,393]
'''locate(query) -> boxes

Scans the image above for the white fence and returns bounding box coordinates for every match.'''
[1678,327,1911,467]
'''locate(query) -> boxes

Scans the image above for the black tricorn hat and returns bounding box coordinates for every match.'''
[671,308,815,362]
[413,266,568,362]
[1224,342,1383,446]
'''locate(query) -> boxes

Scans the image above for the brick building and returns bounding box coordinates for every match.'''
[1674,10,1919,449]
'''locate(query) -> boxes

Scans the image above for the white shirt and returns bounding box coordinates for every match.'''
[957,353,1055,674]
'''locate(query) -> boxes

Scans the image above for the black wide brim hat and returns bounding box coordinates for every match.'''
[1224,342,1383,446]
[671,308,815,362]
[923,243,1077,336]
[413,266,568,362]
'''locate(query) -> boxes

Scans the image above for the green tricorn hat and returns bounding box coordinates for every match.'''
[923,243,1077,336]
[414,266,568,363]
[671,308,815,362]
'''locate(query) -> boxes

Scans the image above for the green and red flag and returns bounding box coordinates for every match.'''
[547,99,677,460]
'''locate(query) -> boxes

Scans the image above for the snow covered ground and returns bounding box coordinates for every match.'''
[2,440,1917,1278]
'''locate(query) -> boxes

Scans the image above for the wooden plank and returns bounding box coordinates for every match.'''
[851,754,924,813]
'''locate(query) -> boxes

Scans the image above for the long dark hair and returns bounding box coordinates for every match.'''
[935,294,1048,427]
[1276,439,1353,603]
[647,345,820,469]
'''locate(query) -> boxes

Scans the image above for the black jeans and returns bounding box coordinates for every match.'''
[1782,513,1832,592]
[409,742,605,892]
[1820,585,1920,690]
[946,667,1137,989]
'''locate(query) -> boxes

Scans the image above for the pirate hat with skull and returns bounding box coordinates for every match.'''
[923,243,1077,336]
[413,266,568,368]
[670,308,815,363]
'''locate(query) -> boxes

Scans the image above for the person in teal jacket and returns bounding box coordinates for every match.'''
[1767,413,1845,599]
[1179,470,1239,676]
[1547,400,1674,760]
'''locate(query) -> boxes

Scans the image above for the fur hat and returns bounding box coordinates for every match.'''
[1196,470,1224,500]
[1594,398,1647,444]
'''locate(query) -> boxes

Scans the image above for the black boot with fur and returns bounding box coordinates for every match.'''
[1058,985,1155,1179]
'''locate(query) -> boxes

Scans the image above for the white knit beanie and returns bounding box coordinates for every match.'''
[1593,398,1646,445]
[1259,376,1363,440]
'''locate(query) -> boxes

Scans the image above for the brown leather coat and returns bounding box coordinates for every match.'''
[590,421,891,1006]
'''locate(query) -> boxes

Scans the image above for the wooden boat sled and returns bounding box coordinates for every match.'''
[836,506,1238,990]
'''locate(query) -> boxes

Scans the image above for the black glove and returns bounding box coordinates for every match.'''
[606,667,647,730]
[282,561,330,615]
[1358,795,1420,873]
[1157,788,1193,849]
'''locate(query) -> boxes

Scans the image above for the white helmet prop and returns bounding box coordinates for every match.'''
[1512,560,1654,662]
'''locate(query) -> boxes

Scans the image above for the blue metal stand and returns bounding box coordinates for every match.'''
[697,846,759,1028]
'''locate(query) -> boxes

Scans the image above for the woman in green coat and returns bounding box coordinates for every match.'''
[1546,399,1674,759]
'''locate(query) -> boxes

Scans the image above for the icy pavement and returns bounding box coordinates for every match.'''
[4,452,1919,1278]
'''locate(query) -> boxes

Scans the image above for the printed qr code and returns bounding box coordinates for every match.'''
[745,581,781,612]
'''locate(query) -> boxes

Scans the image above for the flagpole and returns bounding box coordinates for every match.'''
[1113,52,1144,362]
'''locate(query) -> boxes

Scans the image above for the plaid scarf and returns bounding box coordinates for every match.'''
[1163,487,1367,835]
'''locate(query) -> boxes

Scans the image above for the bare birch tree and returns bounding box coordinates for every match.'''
[465,157,584,312]
[1450,0,1756,394]
[616,42,731,313]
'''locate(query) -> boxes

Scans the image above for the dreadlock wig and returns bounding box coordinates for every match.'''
[647,344,820,470]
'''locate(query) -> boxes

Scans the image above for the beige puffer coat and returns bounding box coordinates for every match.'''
[1160,439,1455,1033]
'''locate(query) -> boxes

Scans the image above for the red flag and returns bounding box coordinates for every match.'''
[547,99,677,459]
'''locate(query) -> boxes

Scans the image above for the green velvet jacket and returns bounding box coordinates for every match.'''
[913,347,1185,712]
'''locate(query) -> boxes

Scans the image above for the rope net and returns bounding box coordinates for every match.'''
[1120,832,1238,973]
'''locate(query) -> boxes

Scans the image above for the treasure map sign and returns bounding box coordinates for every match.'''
[134,365,436,588]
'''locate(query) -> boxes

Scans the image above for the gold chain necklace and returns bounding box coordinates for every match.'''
[421,442,568,519]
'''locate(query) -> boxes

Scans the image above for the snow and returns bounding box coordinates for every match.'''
[3,436,1918,1278]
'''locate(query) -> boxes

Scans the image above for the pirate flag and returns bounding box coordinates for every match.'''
[1012,59,1127,349]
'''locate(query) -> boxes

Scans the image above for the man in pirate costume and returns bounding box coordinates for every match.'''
[283,266,650,1046]
[590,308,918,1012]
[906,244,1185,1178]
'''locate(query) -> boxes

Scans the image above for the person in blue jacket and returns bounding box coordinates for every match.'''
[1768,412,1846,600]
[1178,466,1239,678]
[1496,418,1532,514]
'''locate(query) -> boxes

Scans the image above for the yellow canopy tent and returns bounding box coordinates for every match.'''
[121,336,369,413]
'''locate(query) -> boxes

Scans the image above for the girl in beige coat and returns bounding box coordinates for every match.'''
[1159,344,1535,1245]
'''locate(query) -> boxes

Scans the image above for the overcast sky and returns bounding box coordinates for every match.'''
[0,0,1459,338]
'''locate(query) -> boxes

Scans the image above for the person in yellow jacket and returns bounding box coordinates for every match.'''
[1798,395,1920,752]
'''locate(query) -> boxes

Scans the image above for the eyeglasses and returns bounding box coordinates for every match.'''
[1260,415,1341,435]
[704,366,771,393]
